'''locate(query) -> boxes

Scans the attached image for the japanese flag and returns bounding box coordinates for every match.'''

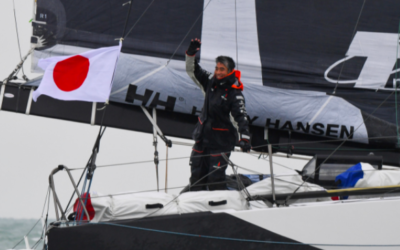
[33,43,121,102]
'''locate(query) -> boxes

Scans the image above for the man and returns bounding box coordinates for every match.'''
[185,38,251,191]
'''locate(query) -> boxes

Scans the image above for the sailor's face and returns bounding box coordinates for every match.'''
[215,62,230,79]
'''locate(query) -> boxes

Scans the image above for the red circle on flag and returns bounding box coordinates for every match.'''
[53,55,90,92]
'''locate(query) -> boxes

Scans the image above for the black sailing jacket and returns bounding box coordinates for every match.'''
[186,54,250,150]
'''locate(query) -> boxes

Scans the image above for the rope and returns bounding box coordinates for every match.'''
[40,186,50,217]
[78,180,236,201]
[76,169,89,221]
[165,145,169,193]
[12,0,26,78]
[332,0,366,94]
[121,1,134,38]
[81,172,95,220]
[66,144,391,174]
[395,20,400,147]
[43,185,51,249]
[123,0,156,39]
[69,161,282,219]
[10,218,41,249]
[140,164,228,219]
[32,238,42,249]
[222,154,251,198]
[252,135,400,149]
[11,187,50,249]
[90,222,400,247]
[68,150,256,171]
[75,166,396,201]
[63,154,93,214]
[234,0,238,69]
[65,111,107,214]
[249,153,295,172]
[167,0,213,64]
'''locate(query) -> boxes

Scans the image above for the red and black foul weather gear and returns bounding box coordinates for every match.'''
[185,52,251,191]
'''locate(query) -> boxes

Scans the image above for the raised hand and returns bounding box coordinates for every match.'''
[187,38,201,56]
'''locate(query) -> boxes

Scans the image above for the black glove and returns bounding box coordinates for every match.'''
[187,39,201,56]
[239,139,251,153]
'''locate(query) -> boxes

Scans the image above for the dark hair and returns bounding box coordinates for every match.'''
[215,56,235,72]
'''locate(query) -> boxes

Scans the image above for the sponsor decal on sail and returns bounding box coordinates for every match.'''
[265,118,354,139]
[324,31,400,89]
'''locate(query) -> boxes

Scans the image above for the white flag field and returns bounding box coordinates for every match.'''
[33,43,121,102]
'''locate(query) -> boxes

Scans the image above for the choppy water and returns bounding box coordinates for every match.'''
[0,218,44,250]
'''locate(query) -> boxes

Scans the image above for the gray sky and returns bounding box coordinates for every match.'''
[0,0,307,219]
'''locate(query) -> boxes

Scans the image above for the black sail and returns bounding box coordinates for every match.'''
[3,0,400,165]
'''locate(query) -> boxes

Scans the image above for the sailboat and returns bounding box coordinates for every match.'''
[4,0,400,249]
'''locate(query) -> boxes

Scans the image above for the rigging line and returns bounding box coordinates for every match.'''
[70,153,216,170]
[234,166,252,199]
[32,239,42,249]
[79,171,95,221]
[234,166,252,198]
[166,0,213,64]
[165,145,169,193]
[77,168,389,201]
[76,166,396,202]
[63,155,92,214]
[143,164,228,219]
[251,134,400,149]
[68,159,169,170]
[234,0,238,69]
[76,168,89,221]
[69,149,239,170]
[68,138,391,172]
[79,106,107,219]
[272,177,312,188]
[284,90,395,205]
[91,222,400,247]
[11,218,42,249]
[63,135,104,215]
[69,147,298,171]
[170,139,392,156]
[123,0,155,39]
[332,0,366,94]
[395,20,400,147]
[223,155,252,198]
[225,156,249,197]
[85,180,234,200]
[40,186,50,217]
[121,0,134,38]
[43,185,51,250]
[248,153,295,172]
[65,173,234,223]
[35,187,50,250]
[11,186,49,249]
[234,164,262,174]
[276,147,395,152]
[12,0,25,77]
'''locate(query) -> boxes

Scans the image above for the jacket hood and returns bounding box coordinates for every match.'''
[215,70,244,91]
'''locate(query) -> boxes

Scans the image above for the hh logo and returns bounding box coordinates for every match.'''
[325,31,400,89]
[125,85,176,112]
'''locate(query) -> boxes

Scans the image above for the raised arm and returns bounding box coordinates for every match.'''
[185,38,212,95]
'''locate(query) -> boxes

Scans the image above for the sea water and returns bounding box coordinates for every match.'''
[0,218,44,250]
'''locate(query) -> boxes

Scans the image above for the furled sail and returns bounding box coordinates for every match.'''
[2,0,400,165]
